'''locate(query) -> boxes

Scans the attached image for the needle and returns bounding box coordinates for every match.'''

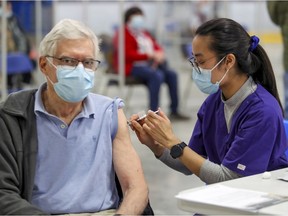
[127,110,159,126]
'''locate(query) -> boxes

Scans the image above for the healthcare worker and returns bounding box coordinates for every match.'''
[129,18,288,184]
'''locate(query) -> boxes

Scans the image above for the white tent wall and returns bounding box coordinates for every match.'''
[53,2,160,36]
[51,1,281,98]
[220,1,279,33]
[1,0,281,94]
[1,1,281,101]
[53,1,279,38]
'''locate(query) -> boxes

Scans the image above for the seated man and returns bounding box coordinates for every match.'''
[0,18,148,215]
[113,6,190,120]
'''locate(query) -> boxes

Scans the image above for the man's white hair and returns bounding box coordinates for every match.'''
[39,19,99,57]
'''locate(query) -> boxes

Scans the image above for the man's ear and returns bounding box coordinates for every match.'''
[39,56,48,75]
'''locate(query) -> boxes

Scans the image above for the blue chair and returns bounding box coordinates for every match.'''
[283,119,288,158]
[6,52,33,75]
[0,52,34,93]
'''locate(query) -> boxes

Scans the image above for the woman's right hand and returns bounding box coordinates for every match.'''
[130,114,165,157]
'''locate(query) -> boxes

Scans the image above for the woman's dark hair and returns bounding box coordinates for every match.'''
[124,6,143,24]
[195,18,283,115]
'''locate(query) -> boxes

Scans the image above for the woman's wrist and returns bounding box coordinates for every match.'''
[150,142,165,158]
[167,137,182,149]
[143,140,162,155]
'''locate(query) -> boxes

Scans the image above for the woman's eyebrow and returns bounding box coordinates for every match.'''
[192,52,203,58]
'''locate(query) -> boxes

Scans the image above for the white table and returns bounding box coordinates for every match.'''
[176,168,288,215]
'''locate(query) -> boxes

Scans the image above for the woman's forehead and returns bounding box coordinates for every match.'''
[192,35,212,57]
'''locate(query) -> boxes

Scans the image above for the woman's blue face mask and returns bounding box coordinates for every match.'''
[192,56,228,94]
[129,15,145,31]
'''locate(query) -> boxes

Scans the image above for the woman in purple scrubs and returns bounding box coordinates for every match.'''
[130,18,288,184]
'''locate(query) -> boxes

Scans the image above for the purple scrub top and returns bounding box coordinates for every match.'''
[189,84,288,176]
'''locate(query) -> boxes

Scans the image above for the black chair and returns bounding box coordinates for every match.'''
[115,175,154,215]
[102,68,147,112]
[99,34,147,111]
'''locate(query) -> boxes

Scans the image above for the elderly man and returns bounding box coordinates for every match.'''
[0,19,149,215]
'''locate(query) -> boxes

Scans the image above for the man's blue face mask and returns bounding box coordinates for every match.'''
[47,59,95,102]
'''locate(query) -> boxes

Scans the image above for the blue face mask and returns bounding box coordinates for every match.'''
[47,63,95,102]
[192,56,227,94]
[0,8,12,18]
[129,15,145,31]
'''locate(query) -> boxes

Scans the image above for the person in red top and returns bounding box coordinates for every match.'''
[113,6,189,120]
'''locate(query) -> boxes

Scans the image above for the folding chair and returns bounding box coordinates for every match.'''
[99,34,146,111]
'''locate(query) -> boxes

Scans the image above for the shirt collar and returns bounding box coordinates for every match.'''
[222,76,257,106]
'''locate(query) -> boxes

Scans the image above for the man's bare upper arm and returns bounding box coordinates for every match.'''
[112,109,145,190]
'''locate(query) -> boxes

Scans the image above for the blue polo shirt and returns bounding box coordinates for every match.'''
[31,83,124,214]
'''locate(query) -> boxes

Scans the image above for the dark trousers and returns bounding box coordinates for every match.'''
[131,62,179,113]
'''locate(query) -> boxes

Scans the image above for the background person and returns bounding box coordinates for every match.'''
[0,19,148,215]
[267,1,288,118]
[130,18,288,185]
[0,1,35,90]
[113,6,189,121]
